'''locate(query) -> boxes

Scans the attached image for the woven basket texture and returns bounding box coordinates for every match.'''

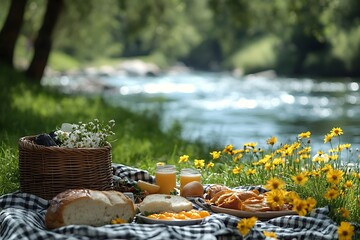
[18,136,113,200]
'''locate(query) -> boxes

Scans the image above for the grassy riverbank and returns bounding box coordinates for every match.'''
[0,65,212,195]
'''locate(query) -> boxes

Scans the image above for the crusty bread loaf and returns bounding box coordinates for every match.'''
[45,189,136,229]
[138,194,193,215]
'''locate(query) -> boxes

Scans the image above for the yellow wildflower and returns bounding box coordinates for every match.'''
[291,173,308,186]
[210,151,221,160]
[272,157,284,166]
[259,155,272,164]
[310,170,321,177]
[237,217,257,236]
[264,177,286,191]
[223,144,233,154]
[281,148,293,157]
[285,191,300,204]
[264,162,272,171]
[331,127,343,136]
[292,198,308,216]
[156,162,165,166]
[233,149,244,154]
[321,164,333,173]
[179,155,189,163]
[232,165,243,174]
[339,208,350,219]
[298,146,311,154]
[324,188,340,200]
[329,148,339,153]
[326,169,344,185]
[266,136,277,146]
[329,154,339,161]
[337,145,345,151]
[324,133,334,143]
[291,141,301,149]
[300,154,310,160]
[246,168,256,176]
[244,142,257,148]
[343,180,353,189]
[340,143,351,149]
[233,154,243,162]
[275,144,290,153]
[312,152,329,163]
[207,162,214,169]
[305,197,317,212]
[298,131,311,139]
[303,171,311,177]
[266,190,285,210]
[337,221,354,240]
[194,159,205,169]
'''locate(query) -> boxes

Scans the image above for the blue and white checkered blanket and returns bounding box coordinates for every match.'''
[0,164,357,240]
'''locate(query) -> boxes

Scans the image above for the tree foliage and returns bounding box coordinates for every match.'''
[1,0,360,79]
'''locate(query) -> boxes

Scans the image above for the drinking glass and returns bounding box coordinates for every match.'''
[155,165,177,194]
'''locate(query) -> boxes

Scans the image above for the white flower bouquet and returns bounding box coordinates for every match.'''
[53,119,115,148]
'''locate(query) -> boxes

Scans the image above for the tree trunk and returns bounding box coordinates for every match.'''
[25,0,64,82]
[0,0,28,67]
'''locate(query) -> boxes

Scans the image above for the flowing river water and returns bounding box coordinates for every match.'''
[44,71,360,153]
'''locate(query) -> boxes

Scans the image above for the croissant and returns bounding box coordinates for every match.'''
[236,190,262,201]
[206,184,231,199]
[218,194,243,210]
[207,186,292,212]
[209,190,233,204]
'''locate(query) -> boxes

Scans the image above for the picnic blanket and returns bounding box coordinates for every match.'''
[0,164,356,240]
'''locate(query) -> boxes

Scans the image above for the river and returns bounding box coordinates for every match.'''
[44,70,360,152]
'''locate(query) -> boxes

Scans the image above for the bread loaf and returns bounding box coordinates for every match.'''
[138,194,193,215]
[45,189,136,229]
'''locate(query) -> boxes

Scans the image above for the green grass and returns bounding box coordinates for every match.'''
[0,64,212,195]
[0,143,19,195]
[46,50,169,74]
[48,51,82,71]
[229,35,279,74]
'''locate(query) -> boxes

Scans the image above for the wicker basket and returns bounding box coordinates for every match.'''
[18,136,113,200]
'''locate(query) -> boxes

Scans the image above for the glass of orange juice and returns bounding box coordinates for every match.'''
[155,165,177,194]
[180,168,201,191]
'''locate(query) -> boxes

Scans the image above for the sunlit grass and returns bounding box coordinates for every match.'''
[0,143,19,195]
[48,51,82,71]
[0,65,212,194]
[229,35,279,74]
